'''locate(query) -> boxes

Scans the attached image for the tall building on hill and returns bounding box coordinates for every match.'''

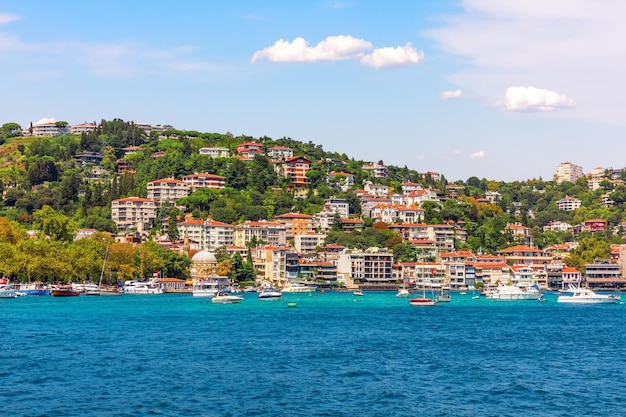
[555,161,584,184]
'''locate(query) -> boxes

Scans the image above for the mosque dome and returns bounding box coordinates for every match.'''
[191,250,217,263]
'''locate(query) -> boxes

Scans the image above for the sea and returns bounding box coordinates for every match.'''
[2,290,626,417]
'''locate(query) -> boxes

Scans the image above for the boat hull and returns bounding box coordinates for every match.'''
[409,298,436,306]
[51,289,80,297]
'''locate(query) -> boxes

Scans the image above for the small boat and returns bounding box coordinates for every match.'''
[212,291,243,304]
[396,287,410,297]
[0,283,17,298]
[409,297,436,307]
[557,285,620,304]
[353,289,364,296]
[51,286,80,297]
[436,292,452,303]
[258,286,283,300]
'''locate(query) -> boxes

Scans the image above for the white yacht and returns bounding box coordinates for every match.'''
[557,285,620,304]
[123,279,163,294]
[192,280,220,298]
[258,287,283,300]
[396,287,410,297]
[0,284,17,298]
[281,283,316,293]
[486,284,541,301]
[212,291,244,304]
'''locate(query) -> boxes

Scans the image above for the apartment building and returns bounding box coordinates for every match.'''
[181,173,226,190]
[556,196,581,211]
[147,179,191,205]
[555,161,584,184]
[233,220,287,247]
[111,197,157,231]
[337,248,394,286]
[176,219,233,251]
[275,212,316,239]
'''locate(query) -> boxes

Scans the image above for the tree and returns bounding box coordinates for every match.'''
[32,205,75,242]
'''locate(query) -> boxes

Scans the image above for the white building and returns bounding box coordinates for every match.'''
[147,179,191,205]
[199,147,230,158]
[556,196,581,211]
[555,161,584,184]
[176,219,233,251]
[294,232,326,253]
[111,197,157,231]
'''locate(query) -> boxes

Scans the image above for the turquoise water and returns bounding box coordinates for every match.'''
[2,291,626,416]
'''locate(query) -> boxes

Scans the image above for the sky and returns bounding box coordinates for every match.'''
[0,0,625,182]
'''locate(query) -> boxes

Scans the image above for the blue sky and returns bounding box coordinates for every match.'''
[1,0,624,182]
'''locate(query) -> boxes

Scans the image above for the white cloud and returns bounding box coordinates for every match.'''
[440,89,463,99]
[0,13,19,25]
[424,0,626,124]
[251,36,424,69]
[469,150,485,159]
[360,43,424,69]
[251,35,371,63]
[502,86,575,112]
[35,117,55,125]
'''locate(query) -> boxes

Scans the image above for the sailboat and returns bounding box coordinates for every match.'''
[95,246,123,296]
[409,262,435,307]
[434,268,451,303]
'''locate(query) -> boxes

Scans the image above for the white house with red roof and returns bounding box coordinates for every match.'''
[279,156,311,186]
[181,173,226,190]
[266,145,293,162]
[236,141,264,158]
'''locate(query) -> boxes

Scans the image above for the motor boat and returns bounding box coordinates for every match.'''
[258,287,283,300]
[50,285,80,297]
[123,279,163,294]
[0,284,17,298]
[486,284,541,301]
[396,287,410,297]
[352,289,364,296]
[409,297,436,307]
[557,285,620,304]
[212,291,243,304]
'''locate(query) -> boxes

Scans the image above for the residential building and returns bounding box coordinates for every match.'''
[176,219,233,251]
[266,145,293,162]
[31,122,70,137]
[236,141,263,159]
[294,232,326,253]
[70,122,97,134]
[280,156,311,186]
[364,183,390,198]
[233,220,287,247]
[401,182,422,195]
[199,147,230,158]
[181,173,226,190]
[543,221,574,233]
[253,245,290,286]
[496,245,551,269]
[275,212,316,239]
[362,162,388,179]
[556,196,581,211]
[111,197,157,231]
[147,179,190,205]
[328,171,355,191]
[75,151,103,166]
[584,260,626,289]
[337,248,394,286]
[441,250,476,290]
[555,161,584,184]
[503,222,534,247]
[582,218,607,233]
